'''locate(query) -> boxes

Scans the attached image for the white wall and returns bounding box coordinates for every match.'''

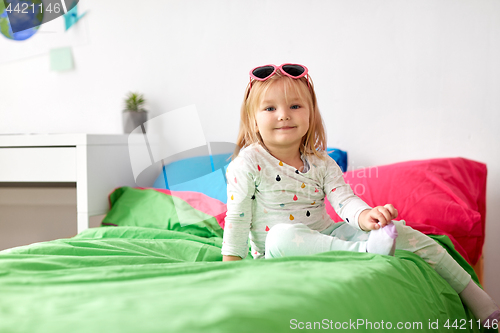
[1,0,499,303]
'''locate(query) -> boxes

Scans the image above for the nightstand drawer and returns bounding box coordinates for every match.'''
[0,147,77,182]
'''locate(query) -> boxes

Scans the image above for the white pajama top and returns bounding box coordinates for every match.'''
[221,142,372,259]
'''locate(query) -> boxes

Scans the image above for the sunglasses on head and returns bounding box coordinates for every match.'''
[249,63,309,81]
[246,64,310,98]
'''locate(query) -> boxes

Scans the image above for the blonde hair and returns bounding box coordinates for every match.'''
[231,69,328,161]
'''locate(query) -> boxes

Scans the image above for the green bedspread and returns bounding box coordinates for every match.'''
[0,188,490,333]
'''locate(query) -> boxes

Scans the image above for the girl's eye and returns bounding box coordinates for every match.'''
[265,107,275,111]
[291,105,300,109]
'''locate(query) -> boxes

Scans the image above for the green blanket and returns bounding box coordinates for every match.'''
[0,188,492,333]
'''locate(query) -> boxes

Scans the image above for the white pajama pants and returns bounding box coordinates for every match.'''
[265,220,471,293]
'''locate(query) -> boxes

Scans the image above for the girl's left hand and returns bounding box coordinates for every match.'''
[358,204,398,231]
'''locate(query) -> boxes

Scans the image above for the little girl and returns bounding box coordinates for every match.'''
[221,63,500,326]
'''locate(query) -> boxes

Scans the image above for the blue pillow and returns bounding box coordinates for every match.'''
[152,148,347,203]
[327,148,348,173]
[152,154,231,204]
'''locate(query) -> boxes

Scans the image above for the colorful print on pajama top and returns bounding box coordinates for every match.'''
[221,142,372,259]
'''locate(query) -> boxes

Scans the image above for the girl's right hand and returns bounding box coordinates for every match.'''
[358,204,398,231]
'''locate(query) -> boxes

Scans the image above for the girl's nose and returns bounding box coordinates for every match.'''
[277,107,291,121]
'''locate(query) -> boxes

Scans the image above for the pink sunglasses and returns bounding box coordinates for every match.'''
[248,63,310,92]
[249,63,309,81]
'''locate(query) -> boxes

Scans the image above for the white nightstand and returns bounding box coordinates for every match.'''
[0,134,136,234]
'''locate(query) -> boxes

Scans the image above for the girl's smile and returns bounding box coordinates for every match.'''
[275,126,296,130]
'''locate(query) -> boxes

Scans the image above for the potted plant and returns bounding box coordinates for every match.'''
[122,92,148,133]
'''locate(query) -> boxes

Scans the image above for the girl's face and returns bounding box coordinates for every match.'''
[254,80,310,153]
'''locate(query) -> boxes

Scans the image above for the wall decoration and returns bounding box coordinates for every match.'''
[0,0,42,41]
[0,0,88,64]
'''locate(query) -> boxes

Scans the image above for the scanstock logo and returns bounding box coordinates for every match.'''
[127,105,239,226]
[2,0,79,33]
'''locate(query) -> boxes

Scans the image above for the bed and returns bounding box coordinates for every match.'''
[0,149,495,333]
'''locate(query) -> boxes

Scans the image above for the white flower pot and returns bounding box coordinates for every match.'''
[122,111,148,133]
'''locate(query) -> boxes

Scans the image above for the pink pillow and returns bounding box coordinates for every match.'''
[325,157,487,265]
